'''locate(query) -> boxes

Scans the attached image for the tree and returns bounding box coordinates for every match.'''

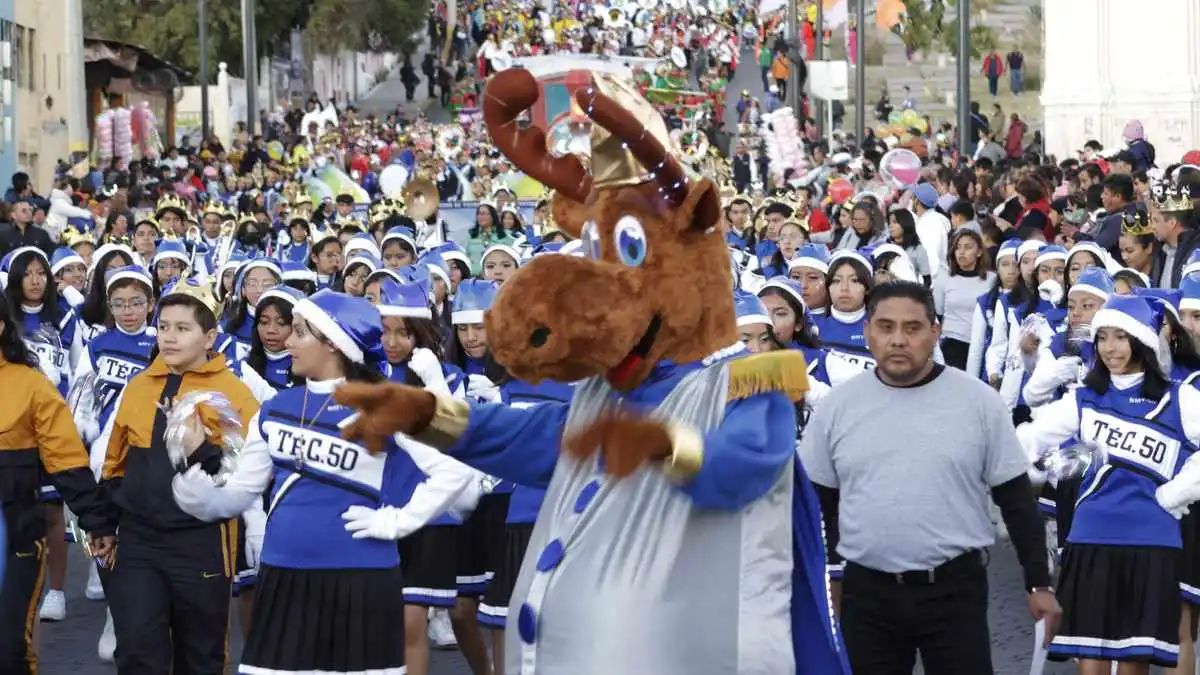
[898,0,999,60]
[83,0,428,81]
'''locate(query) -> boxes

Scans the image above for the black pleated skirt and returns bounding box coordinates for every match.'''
[1180,511,1200,604]
[1048,544,1181,667]
[455,492,510,596]
[479,523,535,628]
[239,564,406,674]
[399,524,459,607]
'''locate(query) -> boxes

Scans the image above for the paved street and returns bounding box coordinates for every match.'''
[36,540,1071,675]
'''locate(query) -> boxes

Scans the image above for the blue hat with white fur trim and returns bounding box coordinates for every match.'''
[1182,275,1200,312]
[996,239,1021,260]
[104,265,154,293]
[1183,248,1200,278]
[1092,295,1160,352]
[787,243,830,274]
[452,279,498,325]
[378,278,433,319]
[292,290,385,364]
[280,260,318,285]
[1034,244,1068,269]
[430,242,471,270]
[344,233,382,261]
[152,240,190,270]
[1069,268,1114,302]
[1134,288,1181,328]
[758,276,806,311]
[344,252,380,276]
[51,247,86,276]
[258,285,304,309]
[828,248,874,275]
[735,289,771,327]
[0,246,48,289]
[482,243,522,268]
[1017,239,1043,262]
[418,249,450,284]
[380,226,417,254]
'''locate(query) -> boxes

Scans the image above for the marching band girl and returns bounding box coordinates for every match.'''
[150,240,191,298]
[240,286,302,395]
[479,244,522,285]
[1018,294,1200,672]
[176,290,473,675]
[756,277,831,405]
[374,277,475,675]
[431,243,472,295]
[78,243,138,344]
[1023,268,1113,408]
[810,250,876,387]
[786,243,830,316]
[381,226,420,270]
[308,234,344,291]
[1115,268,1152,295]
[339,252,379,297]
[219,258,283,362]
[214,253,248,314]
[280,261,318,296]
[967,238,1021,381]
[51,248,89,309]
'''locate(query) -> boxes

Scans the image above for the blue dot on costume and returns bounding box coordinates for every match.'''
[574,479,602,513]
[536,539,566,572]
[518,603,538,644]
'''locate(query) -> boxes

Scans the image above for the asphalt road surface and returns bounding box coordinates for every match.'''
[36,540,1073,675]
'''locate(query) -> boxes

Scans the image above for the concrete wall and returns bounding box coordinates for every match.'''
[1041,0,1200,162]
[0,0,16,191]
[10,0,86,193]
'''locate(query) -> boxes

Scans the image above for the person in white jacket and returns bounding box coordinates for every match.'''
[45,179,95,243]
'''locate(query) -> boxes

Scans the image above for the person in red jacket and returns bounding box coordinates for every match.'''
[982,51,1005,97]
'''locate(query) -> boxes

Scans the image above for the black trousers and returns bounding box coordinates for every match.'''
[108,519,237,675]
[941,338,970,370]
[841,553,993,675]
[0,538,45,675]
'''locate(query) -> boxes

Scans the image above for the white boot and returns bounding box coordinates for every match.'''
[86,563,105,601]
[38,589,66,621]
[97,608,116,663]
[427,608,457,649]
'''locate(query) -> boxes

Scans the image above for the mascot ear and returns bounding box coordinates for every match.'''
[551,191,589,239]
[673,178,722,235]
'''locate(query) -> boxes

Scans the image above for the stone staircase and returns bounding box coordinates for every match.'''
[840,0,1042,129]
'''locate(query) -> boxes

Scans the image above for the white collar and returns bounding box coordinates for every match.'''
[115,323,147,336]
[306,377,345,394]
[831,307,866,323]
[1111,372,1145,390]
[21,304,43,314]
[266,348,290,361]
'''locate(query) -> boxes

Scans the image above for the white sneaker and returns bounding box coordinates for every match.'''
[428,608,457,649]
[86,564,105,601]
[39,589,66,622]
[98,608,116,663]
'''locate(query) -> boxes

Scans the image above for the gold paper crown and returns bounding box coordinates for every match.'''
[334,213,366,232]
[61,227,93,248]
[1153,184,1193,213]
[155,194,189,217]
[587,73,678,190]
[202,200,228,218]
[136,215,161,232]
[164,278,219,319]
[1121,210,1153,237]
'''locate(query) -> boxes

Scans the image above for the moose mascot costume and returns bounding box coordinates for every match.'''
[336,69,849,675]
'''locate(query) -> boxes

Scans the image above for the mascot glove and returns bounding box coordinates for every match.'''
[342,504,423,541]
[334,382,439,454]
[408,347,444,387]
[1052,356,1083,385]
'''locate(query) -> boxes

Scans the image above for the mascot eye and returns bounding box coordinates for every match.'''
[581,220,602,260]
[613,217,647,267]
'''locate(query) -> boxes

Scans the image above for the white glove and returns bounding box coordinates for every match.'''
[243,501,266,568]
[1156,483,1191,519]
[1051,356,1084,386]
[341,504,423,540]
[466,374,501,403]
[245,532,264,567]
[408,347,444,388]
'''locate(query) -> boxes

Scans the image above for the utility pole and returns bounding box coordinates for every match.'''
[854,0,865,142]
[199,0,210,141]
[814,0,824,137]
[786,0,800,113]
[956,0,972,159]
[241,0,258,136]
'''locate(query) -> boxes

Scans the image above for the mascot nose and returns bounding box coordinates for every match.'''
[529,326,552,348]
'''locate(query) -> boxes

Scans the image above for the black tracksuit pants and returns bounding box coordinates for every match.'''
[0,537,45,675]
[108,518,238,675]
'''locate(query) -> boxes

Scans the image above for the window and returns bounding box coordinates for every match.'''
[13,25,23,90]
[57,54,61,90]
[27,28,34,90]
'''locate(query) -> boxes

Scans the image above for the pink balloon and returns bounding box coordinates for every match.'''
[828,179,854,205]
[879,149,922,189]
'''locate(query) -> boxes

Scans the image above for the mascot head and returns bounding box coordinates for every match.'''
[481,69,736,392]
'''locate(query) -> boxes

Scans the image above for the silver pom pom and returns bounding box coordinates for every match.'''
[163,391,245,486]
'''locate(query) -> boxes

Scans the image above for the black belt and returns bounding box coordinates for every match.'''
[848,550,984,586]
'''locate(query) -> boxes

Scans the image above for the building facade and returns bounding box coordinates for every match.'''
[11,0,87,193]
[0,0,15,188]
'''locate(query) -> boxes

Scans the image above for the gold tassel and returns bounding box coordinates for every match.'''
[727,351,810,403]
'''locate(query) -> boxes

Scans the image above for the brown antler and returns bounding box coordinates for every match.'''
[482,69,593,204]
[573,74,689,205]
